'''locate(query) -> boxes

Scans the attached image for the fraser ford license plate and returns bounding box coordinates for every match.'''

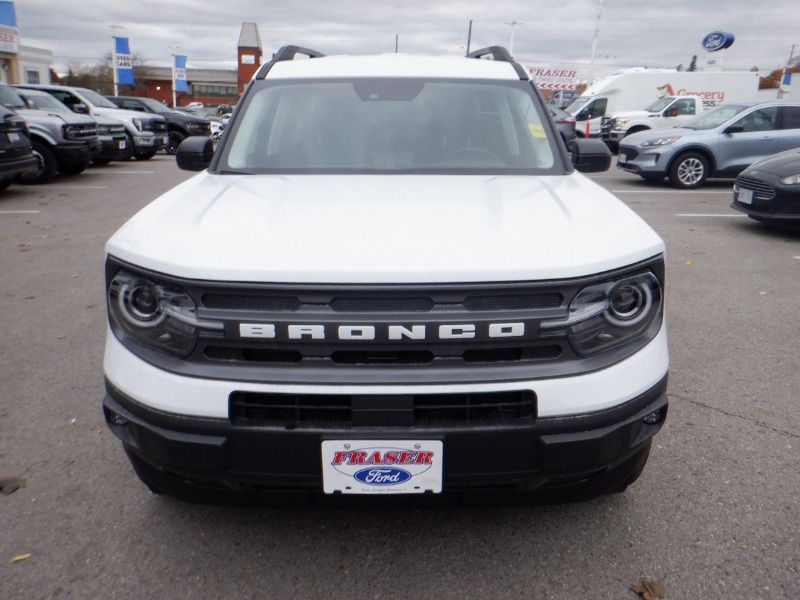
[118,140,127,150]
[738,188,753,205]
[321,440,443,494]
[618,153,628,164]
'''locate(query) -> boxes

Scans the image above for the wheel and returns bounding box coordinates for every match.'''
[20,139,57,184]
[165,130,185,155]
[58,159,89,176]
[669,151,709,189]
[135,151,157,160]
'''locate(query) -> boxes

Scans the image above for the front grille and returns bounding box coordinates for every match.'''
[229,390,536,428]
[618,147,639,161]
[66,124,97,140]
[600,117,614,134]
[144,119,167,133]
[735,176,775,201]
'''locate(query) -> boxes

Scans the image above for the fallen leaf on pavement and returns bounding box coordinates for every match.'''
[10,554,32,564]
[0,475,26,495]
[630,579,666,599]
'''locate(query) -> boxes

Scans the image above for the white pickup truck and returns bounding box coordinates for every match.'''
[603,95,708,147]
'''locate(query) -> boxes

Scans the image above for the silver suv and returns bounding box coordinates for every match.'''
[617,102,800,188]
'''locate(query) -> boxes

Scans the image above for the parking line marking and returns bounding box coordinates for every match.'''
[611,190,731,194]
[677,213,746,218]
[57,185,109,190]
[0,210,40,214]
[93,170,154,175]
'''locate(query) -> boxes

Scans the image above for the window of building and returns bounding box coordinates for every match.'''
[26,69,40,84]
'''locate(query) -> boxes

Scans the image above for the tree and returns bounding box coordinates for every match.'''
[676,63,684,72]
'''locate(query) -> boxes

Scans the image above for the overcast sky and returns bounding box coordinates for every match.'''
[15,1,800,79]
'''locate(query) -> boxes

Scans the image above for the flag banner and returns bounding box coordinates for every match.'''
[781,72,792,92]
[114,36,135,86]
[0,1,19,54]
[174,55,188,93]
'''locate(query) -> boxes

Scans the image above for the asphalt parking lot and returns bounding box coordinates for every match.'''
[1,157,799,599]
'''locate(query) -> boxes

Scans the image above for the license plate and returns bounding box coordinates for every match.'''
[7,132,20,143]
[619,153,628,164]
[738,188,754,205]
[321,439,443,494]
[163,135,169,144]
[118,140,127,150]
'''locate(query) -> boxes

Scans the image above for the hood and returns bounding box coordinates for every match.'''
[164,110,209,125]
[93,106,165,124]
[744,148,800,177]
[624,126,699,145]
[15,107,95,126]
[107,173,664,284]
[611,110,651,120]
[93,114,126,127]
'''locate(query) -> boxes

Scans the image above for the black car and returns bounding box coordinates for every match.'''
[107,96,211,154]
[548,106,577,152]
[731,148,800,228]
[0,105,38,191]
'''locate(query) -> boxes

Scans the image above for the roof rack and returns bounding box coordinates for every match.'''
[255,45,325,79]
[466,45,529,81]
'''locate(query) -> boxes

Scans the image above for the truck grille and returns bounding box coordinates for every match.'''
[229,390,536,427]
[65,124,98,140]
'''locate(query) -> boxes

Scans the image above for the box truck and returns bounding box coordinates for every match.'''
[566,69,760,138]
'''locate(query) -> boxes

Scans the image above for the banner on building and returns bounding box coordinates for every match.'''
[114,36,135,86]
[173,55,188,93]
[528,67,577,91]
[0,1,19,55]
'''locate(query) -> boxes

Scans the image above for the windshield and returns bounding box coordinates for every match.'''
[139,98,169,113]
[681,104,749,130]
[0,85,26,109]
[76,88,118,108]
[644,97,674,112]
[565,97,590,115]
[222,79,559,175]
[19,92,70,113]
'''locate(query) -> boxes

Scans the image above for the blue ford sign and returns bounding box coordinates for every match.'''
[354,467,412,486]
[702,31,735,52]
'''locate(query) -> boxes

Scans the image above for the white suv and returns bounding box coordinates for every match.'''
[103,46,668,502]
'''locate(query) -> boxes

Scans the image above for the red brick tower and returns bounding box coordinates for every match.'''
[237,22,262,95]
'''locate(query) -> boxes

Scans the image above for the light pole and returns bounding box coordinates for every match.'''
[587,0,605,84]
[110,25,124,97]
[505,21,522,55]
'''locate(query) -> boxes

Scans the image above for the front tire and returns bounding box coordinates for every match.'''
[21,139,57,184]
[669,151,709,189]
[165,131,185,155]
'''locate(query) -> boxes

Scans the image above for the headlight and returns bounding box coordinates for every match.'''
[641,136,681,147]
[541,272,662,357]
[615,118,629,128]
[63,125,78,139]
[132,118,143,131]
[779,174,800,185]
[108,270,222,357]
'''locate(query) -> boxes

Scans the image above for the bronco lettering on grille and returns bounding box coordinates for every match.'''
[238,322,527,341]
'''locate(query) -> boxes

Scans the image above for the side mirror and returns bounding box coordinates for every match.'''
[572,138,611,173]
[724,124,744,135]
[176,136,214,171]
[72,103,89,114]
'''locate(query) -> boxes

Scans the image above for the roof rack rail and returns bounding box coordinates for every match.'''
[466,45,529,81]
[255,45,325,79]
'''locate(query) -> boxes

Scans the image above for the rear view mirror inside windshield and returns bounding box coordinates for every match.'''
[353,80,424,101]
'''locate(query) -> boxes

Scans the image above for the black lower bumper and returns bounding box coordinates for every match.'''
[52,142,92,168]
[0,153,38,179]
[104,376,668,494]
[95,135,129,161]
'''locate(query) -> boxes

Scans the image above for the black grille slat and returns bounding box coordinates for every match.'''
[330,296,435,312]
[463,293,562,311]
[202,294,301,311]
[230,390,536,427]
[736,176,775,201]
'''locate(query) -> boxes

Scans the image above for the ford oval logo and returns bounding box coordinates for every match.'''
[702,31,735,52]
[354,467,412,486]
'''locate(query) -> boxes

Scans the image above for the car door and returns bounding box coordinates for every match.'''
[775,105,800,152]
[714,106,779,175]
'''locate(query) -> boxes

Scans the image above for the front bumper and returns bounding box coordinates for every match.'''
[52,140,92,168]
[731,177,800,223]
[104,375,667,493]
[96,134,129,161]
[0,153,38,178]
[132,133,167,152]
[616,145,672,177]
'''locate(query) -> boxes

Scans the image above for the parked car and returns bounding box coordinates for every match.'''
[548,106,577,151]
[731,148,800,228]
[0,105,38,190]
[16,88,129,166]
[0,83,98,183]
[16,84,168,160]
[106,96,211,154]
[618,101,800,188]
[102,45,667,504]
